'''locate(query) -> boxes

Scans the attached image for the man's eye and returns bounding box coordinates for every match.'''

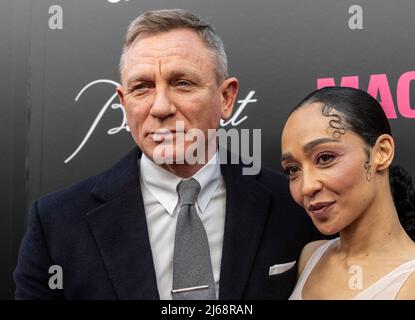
[175,80,192,87]
[316,153,335,165]
[132,83,153,92]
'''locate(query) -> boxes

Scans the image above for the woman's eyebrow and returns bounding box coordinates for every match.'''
[280,152,293,162]
[303,137,340,154]
[281,137,341,162]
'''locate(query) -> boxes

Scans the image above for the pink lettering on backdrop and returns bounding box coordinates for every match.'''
[317,76,359,89]
[397,71,415,118]
[317,71,415,119]
[367,74,397,119]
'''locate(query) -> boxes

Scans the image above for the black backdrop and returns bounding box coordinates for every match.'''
[1,0,415,299]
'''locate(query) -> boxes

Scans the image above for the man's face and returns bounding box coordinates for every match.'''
[118,28,237,163]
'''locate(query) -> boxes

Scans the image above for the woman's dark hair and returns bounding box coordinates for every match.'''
[293,86,415,240]
[390,166,415,240]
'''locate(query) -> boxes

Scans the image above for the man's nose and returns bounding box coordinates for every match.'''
[301,168,323,198]
[149,87,176,119]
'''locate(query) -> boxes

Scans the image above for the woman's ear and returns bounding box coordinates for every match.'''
[374,134,395,172]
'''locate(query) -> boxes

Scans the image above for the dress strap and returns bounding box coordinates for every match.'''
[289,238,339,299]
[354,259,415,300]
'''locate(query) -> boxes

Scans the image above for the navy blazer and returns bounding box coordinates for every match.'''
[14,147,320,299]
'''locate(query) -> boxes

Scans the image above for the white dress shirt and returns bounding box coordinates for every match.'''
[139,152,226,300]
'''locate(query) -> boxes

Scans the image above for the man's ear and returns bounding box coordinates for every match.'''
[116,86,125,106]
[219,77,239,120]
[374,134,395,172]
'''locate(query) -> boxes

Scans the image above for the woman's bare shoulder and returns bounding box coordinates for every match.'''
[298,240,330,276]
[396,270,415,299]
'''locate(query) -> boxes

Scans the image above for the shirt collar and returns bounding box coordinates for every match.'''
[140,152,221,216]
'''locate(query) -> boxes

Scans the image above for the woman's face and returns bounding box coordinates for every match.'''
[281,102,377,235]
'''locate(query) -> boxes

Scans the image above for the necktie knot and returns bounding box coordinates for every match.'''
[177,178,201,207]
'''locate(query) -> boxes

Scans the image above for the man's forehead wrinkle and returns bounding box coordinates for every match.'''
[131,47,206,61]
[142,37,205,50]
[127,57,201,73]
[125,61,204,85]
[123,39,212,83]
[126,52,206,77]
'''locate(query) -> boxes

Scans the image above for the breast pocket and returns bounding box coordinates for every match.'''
[265,261,298,299]
[269,260,297,276]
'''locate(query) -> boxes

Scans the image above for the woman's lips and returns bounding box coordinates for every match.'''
[308,201,335,220]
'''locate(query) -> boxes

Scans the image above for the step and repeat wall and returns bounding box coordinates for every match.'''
[1,0,415,298]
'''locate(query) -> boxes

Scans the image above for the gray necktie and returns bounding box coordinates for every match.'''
[172,178,216,300]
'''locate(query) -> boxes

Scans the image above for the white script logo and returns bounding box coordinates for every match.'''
[65,79,257,164]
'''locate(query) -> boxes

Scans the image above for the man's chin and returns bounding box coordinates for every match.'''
[153,153,185,165]
[152,149,210,166]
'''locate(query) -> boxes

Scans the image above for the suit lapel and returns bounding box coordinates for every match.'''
[219,162,272,299]
[84,148,272,300]
[86,147,159,299]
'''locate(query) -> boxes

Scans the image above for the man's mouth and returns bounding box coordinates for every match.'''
[149,129,183,142]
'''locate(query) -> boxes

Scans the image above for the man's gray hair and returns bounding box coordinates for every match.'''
[119,9,228,81]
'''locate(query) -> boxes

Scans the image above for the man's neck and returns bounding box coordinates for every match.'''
[160,151,218,178]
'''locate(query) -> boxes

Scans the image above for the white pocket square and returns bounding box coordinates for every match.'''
[269,261,297,276]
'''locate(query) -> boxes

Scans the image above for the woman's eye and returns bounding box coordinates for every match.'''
[316,153,335,165]
[283,165,300,177]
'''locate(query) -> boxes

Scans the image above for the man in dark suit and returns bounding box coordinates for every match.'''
[14,9,319,299]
